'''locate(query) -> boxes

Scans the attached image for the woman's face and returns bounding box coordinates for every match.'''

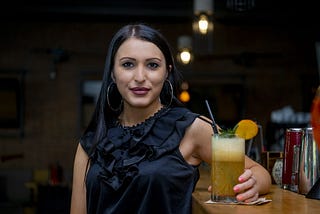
[113,37,168,109]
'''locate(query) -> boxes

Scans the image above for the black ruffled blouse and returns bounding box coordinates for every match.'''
[80,107,200,214]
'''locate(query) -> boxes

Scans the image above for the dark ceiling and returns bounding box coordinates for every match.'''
[2,0,320,26]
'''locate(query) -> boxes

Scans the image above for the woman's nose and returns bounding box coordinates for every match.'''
[134,65,146,82]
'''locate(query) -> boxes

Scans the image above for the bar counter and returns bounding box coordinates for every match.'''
[192,167,320,214]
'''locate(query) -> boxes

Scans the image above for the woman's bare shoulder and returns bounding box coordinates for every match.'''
[181,116,213,164]
[189,116,214,135]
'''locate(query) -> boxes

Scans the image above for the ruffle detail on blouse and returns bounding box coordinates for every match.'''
[84,107,199,191]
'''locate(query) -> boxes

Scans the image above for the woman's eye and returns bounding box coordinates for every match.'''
[122,62,134,68]
[148,62,159,69]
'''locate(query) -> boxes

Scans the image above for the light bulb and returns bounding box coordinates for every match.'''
[180,50,191,64]
[179,90,190,102]
[198,15,209,34]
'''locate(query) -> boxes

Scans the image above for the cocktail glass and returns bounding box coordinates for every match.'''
[211,133,245,203]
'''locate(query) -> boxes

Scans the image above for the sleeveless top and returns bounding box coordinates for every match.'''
[80,107,200,214]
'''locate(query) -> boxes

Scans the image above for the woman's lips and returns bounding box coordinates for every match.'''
[130,87,150,95]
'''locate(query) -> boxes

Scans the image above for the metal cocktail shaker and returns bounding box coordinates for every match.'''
[298,127,320,195]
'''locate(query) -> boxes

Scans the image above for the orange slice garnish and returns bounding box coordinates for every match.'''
[234,119,258,140]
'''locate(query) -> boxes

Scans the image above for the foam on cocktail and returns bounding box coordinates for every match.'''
[212,137,245,162]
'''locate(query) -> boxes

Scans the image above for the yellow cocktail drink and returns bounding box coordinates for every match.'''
[211,134,245,203]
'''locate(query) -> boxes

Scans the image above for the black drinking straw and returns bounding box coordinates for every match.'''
[205,100,219,134]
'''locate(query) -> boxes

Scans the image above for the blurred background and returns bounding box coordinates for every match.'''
[0,0,319,213]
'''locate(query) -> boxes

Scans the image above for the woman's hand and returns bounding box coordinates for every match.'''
[207,169,259,203]
[233,169,259,203]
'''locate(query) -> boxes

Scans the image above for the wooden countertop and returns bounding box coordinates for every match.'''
[192,165,320,214]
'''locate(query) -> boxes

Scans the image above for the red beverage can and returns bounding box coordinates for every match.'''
[282,128,303,191]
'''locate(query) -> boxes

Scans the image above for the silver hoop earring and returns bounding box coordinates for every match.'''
[162,79,173,107]
[107,82,123,112]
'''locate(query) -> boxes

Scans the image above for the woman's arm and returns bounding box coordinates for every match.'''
[70,143,88,214]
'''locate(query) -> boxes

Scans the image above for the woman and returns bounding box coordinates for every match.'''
[71,23,271,214]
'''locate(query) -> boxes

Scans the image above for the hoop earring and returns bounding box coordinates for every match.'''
[107,82,123,112]
[161,79,173,107]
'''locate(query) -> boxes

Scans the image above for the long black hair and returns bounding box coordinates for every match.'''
[82,23,184,154]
